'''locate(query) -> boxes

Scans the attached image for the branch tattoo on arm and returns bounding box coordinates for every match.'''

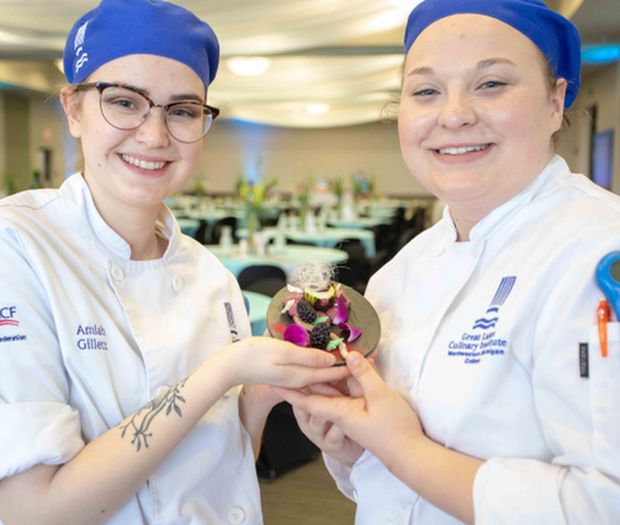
[119,379,188,451]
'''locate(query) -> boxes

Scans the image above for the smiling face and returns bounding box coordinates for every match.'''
[398,14,566,230]
[63,54,206,219]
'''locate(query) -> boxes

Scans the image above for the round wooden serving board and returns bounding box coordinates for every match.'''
[266,284,381,365]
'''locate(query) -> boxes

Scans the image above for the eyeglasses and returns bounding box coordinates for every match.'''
[74,81,220,143]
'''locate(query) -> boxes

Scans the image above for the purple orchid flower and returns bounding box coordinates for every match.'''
[338,322,361,343]
[327,295,349,325]
[284,324,310,346]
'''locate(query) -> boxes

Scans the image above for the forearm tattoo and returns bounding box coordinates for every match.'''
[119,379,188,451]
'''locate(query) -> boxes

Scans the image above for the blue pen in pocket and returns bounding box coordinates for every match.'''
[596,251,620,319]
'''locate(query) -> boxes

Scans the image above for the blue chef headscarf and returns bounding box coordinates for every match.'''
[404,0,581,108]
[63,0,220,88]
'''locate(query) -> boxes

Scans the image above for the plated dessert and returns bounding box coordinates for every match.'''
[266,264,380,364]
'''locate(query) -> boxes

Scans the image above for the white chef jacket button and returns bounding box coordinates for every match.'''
[172,274,184,292]
[228,506,246,524]
[110,264,125,281]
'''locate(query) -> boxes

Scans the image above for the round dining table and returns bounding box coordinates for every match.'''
[236,226,376,259]
[327,217,389,230]
[176,208,246,241]
[205,244,349,279]
[177,218,200,238]
[184,208,246,223]
[243,290,272,336]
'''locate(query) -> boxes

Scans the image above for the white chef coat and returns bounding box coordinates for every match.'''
[0,174,262,525]
[326,156,620,524]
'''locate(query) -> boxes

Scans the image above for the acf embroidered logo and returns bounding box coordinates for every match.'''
[0,306,19,327]
[447,276,516,365]
[0,306,27,343]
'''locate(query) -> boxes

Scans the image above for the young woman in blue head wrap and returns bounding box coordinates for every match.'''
[276,1,620,524]
[0,1,349,523]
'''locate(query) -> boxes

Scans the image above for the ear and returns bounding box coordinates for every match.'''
[60,88,83,138]
[549,78,568,131]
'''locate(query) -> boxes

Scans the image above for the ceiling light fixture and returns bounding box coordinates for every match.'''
[305,103,330,115]
[582,44,620,64]
[226,57,270,76]
[388,0,424,15]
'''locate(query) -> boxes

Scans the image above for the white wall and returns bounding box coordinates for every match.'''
[0,61,63,94]
[197,119,428,196]
[28,94,71,187]
[559,62,620,192]
[192,62,620,198]
[2,60,619,198]
[2,85,429,197]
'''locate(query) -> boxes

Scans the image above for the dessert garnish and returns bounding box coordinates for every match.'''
[267,263,381,365]
[278,264,363,359]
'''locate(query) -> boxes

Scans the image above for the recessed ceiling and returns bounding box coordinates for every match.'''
[0,0,615,127]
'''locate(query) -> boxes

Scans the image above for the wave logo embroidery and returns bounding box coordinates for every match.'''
[0,306,19,327]
[472,276,516,330]
[73,21,89,74]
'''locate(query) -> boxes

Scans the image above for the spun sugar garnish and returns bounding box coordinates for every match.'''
[281,262,358,359]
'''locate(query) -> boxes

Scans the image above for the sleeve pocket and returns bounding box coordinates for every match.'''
[588,322,620,476]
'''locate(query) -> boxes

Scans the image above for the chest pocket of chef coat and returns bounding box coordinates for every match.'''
[588,322,620,476]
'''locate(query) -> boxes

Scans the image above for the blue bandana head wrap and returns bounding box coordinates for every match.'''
[404,0,581,108]
[63,0,219,88]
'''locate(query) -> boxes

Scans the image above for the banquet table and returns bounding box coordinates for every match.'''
[183,209,246,223]
[327,217,389,230]
[177,218,200,238]
[362,208,398,222]
[243,290,271,336]
[205,244,349,279]
[179,209,245,240]
[237,227,376,259]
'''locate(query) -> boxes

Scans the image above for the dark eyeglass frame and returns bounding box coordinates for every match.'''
[74,81,220,143]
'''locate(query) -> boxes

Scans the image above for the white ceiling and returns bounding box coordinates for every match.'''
[570,0,620,43]
[0,0,617,128]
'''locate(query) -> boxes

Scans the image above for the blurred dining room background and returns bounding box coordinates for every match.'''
[1,0,619,522]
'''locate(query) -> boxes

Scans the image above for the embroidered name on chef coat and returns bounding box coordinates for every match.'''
[75,323,108,351]
[447,276,516,365]
[0,305,27,343]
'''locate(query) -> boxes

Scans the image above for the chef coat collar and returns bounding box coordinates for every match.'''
[441,155,569,243]
[62,173,180,259]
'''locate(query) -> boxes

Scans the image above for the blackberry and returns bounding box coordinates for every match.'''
[310,322,331,349]
[296,300,318,324]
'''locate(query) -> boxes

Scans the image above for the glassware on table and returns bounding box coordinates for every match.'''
[238,238,248,256]
[273,230,286,252]
[253,230,267,256]
[304,210,316,234]
[219,225,233,252]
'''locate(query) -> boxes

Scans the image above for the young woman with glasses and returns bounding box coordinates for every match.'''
[0,1,349,524]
